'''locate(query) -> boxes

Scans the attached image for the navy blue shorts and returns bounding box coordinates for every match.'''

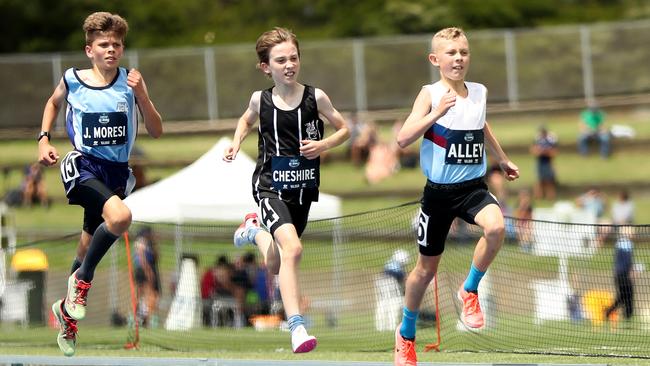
[60,151,135,233]
[258,197,311,237]
[417,178,498,256]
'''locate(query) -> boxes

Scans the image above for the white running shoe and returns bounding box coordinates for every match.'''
[291,325,317,353]
[64,271,91,321]
[233,213,260,248]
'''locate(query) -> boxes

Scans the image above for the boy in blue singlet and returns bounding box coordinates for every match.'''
[38,12,162,357]
[393,27,519,366]
[223,27,349,353]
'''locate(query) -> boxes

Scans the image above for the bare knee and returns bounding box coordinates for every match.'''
[484,221,505,244]
[411,260,437,284]
[281,242,303,264]
[104,204,132,234]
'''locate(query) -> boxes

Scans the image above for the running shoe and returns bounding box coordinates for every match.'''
[233,213,260,248]
[291,325,317,353]
[64,272,91,320]
[52,299,77,357]
[394,324,417,366]
[457,287,484,329]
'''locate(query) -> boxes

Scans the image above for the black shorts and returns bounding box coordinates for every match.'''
[67,178,122,234]
[258,197,311,237]
[417,177,498,257]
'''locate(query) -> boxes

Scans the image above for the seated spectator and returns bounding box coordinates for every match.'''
[486,164,516,240]
[514,188,534,252]
[200,255,236,326]
[365,140,399,184]
[578,104,610,158]
[349,116,378,166]
[238,252,271,317]
[611,189,634,225]
[22,162,49,207]
[576,187,611,247]
[392,119,418,169]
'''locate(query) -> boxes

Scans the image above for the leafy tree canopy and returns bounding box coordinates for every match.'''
[1,0,644,53]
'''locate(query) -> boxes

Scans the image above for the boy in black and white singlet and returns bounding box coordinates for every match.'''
[223,28,349,354]
[393,28,519,366]
[38,12,162,357]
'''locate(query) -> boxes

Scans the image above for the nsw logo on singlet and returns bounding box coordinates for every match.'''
[271,156,319,190]
[445,129,484,165]
[305,120,320,140]
[82,111,128,146]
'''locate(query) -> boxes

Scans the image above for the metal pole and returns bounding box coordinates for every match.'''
[51,54,63,132]
[580,26,595,105]
[352,40,367,112]
[504,30,519,109]
[204,48,219,125]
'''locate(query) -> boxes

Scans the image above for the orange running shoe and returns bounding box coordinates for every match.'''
[394,324,417,366]
[457,287,484,329]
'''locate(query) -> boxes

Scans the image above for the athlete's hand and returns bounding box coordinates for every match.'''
[223,144,239,162]
[127,68,148,99]
[499,160,520,181]
[435,89,456,118]
[300,140,327,160]
[38,140,59,166]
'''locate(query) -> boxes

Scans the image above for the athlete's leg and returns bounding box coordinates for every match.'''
[470,203,505,272]
[272,223,303,319]
[254,230,281,275]
[76,196,131,282]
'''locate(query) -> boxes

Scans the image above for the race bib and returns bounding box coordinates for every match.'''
[445,130,484,165]
[81,112,128,147]
[271,156,319,190]
[60,150,82,183]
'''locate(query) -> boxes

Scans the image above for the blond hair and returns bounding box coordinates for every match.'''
[83,12,129,45]
[431,27,467,52]
[255,27,300,69]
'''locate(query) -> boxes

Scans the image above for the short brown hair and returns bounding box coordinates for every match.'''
[431,27,467,52]
[83,12,129,45]
[255,27,300,69]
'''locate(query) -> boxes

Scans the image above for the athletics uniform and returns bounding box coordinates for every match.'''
[416,81,498,256]
[252,85,323,236]
[60,67,137,233]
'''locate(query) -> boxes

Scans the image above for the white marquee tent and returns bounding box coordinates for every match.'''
[124,137,342,223]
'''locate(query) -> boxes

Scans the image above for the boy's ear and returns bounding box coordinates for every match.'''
[259,62,271,75]
[428,53,438,67]
[85,45,93,58]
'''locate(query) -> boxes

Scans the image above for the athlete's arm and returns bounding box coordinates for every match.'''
[38,78,65,167]
[300,88,350,160]
[223,91,261,162]
[484,121,519,181]
[396,88,455,148]
[129,69,163,139]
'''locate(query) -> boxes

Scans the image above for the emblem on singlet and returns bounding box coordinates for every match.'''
[305,120,320,140]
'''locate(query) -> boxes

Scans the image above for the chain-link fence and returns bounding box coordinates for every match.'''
[2,19,650,130]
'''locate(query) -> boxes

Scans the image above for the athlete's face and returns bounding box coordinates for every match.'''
[429,36,470,82]
[85,34,124,71]
[261,41,300,85]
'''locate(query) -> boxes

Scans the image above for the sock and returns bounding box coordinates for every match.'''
[246,226,261,244]
[463,263,486,293]
[70,258,82,275]
[399,307,419,340]
[76,223,119,282]
[287,314,305,333]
